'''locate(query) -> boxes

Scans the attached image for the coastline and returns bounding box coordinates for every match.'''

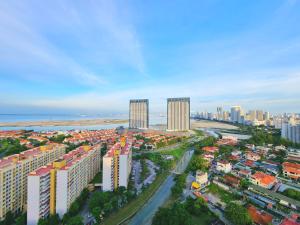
[0,119,128,127]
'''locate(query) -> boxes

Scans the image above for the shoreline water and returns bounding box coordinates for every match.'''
[0,118,128,127]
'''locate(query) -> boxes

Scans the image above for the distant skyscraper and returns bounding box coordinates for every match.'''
[129,99,149,129]
[256,110,264,121]
[167,97,190,131]
[217,107,223,121]
[230,106,241,123]
[264,112,270,121]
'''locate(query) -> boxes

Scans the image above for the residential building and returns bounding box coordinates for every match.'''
[167,97,190,131]
[129,99,149,129]
[0,144,66,220]
[250,172,277,189]
[216,107,223,121]
[202,146,219,154]
[246,152,261,161]
[196,170,208,188]
[282,122,300,144]
[230,106,242,123]
[286,148,300,162]
[247,205,273,225]
[282,162,300,180]
[27,145,101,224]
[102,138,132,191]
[216,160,232,173]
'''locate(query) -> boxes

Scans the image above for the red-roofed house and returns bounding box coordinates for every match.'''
[250,172,277,189]
[248,205,273,225]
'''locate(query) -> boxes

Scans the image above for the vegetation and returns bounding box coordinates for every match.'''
[38,214,60,225]
[152,203,192,225]
[62,188,89,224]
[239,125,300,148]
[240,178,251,190]
[225,202,252,225]
[171,173,187,198]
[187,155,209,172]
[153,197,217,225]
[0,212,26,225]
[0,138,27,157]
[49,134,69,143]
[208,183,240,204]
[65,141,89,153]
[100,172,169,225]
[140,159,150,181]
[282,188,300,201]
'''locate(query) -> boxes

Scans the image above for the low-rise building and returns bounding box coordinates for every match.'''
[282,162,300,180]
[216,160,232,173]
[202,146,219,154]
[246,152,261,161]
[195,170,208,188]
[250,172,277,189]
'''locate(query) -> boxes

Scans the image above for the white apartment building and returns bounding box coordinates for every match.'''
[167,97,190,131]
[216,160,232,173]
[230,106,242,123]
[0,144,66,220]
[281,122,300,144]
[27,145,101,224]
[103,139,132,191]
[129,99,149,129]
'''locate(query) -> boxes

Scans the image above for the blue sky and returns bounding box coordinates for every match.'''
[0,0,300,114]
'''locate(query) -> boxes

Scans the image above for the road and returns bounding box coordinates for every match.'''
[128,149,194,225]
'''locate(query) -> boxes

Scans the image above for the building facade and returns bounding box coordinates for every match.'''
[129,99,149,129]
[102,138,132,191]
[0,144,66,220]
[27,145,101,224]
[167,97,190,131]
[230,106,242,123]
[281,122,300,144]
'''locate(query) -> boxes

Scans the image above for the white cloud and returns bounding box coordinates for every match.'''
[0,0,146,85]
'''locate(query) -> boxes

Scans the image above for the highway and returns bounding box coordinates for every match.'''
[128,149,194,225]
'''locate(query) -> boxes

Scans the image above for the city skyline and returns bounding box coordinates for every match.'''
[0,0,300,114]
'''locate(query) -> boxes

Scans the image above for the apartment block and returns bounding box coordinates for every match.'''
[103,138,132,191]
[281,122,300,144]
[27,145,101,224]
[167,97,190,131]
[129,99,149,129]
[0,144,66,220]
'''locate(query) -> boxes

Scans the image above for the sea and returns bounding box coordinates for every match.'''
[0,114,167,132]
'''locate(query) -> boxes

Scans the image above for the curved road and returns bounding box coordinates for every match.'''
[128,149,194,225]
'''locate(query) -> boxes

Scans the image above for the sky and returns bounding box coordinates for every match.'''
[0,0,300,115]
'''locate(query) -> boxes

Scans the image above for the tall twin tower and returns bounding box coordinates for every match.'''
[129,97,190,131]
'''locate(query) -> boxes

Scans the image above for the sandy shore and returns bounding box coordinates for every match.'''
[0,119,128,127]
[191,120,238,130]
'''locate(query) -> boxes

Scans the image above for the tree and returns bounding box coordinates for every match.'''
[91,207,102,223]
[240,179,251,189]
[188,156,209,172]
[152,203,192,225]
[15,214,26,225]
[66,216,83,225]
[225,203,252,225]
[185,197,207,215]
[3,211,14,225]
[283,189,300,201]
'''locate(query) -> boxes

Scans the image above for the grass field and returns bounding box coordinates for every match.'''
[101,171,169,225]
